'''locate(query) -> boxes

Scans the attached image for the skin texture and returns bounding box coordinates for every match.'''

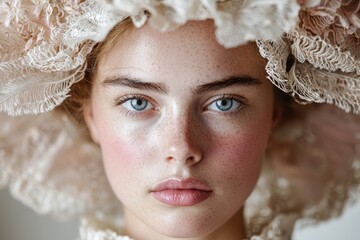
[85,21,277,240]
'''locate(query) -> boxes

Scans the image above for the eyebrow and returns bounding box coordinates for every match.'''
[102,76,167,94]
[101,75,262,94]
[194,75,262,94]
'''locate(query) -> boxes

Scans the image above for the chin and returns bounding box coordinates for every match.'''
[156,225,208,239]
[151,210,217,238]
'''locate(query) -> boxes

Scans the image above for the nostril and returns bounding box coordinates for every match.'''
[186,156,195,164]
[165,155,199,164]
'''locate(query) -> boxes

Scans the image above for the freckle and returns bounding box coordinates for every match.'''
[137,159,145,170]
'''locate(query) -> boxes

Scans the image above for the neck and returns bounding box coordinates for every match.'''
[123,208,246,240]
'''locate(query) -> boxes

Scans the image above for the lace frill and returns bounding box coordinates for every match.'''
[0,2,358,116]
[0,111,122,219]
[245,105,360,239]
[257,31,360,114]
[257,0,360,114]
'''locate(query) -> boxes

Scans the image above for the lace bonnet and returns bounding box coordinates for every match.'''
[1,0,360,239]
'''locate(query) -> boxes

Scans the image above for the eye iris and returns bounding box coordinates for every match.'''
[216,99,233,111]
[130,98,148,111]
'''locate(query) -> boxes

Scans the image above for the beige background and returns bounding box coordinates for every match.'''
[0,189,78,240]
[0,188,359,240]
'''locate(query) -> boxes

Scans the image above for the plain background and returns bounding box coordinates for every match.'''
[0,188,359,240]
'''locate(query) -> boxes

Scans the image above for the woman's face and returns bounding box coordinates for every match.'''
[85,21,276,239]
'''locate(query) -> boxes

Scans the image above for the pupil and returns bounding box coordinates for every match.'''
[131,98,147,110]
[216,99,232,111]
[136,99,143,106]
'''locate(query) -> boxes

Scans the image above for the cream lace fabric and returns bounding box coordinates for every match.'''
[0,0,359,116]
[1,0,359,115]
[0,111,121,219]
[256,0,360,114]
[1,0,360,240]
[257,31,360,114]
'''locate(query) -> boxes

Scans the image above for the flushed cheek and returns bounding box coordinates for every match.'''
[210,131,267,193]
[98,119,153,171]
[99,132,150,199]
[102,138,138,171]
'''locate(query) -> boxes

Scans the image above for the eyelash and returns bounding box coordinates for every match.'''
[114,94,156,117]
[114,94,148,105]
[113,94,248,117]
[205,94,248,115]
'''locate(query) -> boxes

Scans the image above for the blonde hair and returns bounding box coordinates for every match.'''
[59,18,134,127]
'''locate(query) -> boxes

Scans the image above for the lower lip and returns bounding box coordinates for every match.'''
[151,189,212,206]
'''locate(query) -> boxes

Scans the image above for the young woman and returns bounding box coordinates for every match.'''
[81,20,279,240]
[0,1,359,239]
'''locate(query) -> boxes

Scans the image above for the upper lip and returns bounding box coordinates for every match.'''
[151,178,213,192]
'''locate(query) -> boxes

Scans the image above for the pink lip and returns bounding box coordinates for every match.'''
[150,178,213,206]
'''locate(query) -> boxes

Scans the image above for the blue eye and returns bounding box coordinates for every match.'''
[208,98,241,112]
[123,98,150,111]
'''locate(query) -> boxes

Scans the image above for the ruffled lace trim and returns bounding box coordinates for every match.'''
[299,0,360,45]
[0,61,87,115]
[289,30,360,74]
[255,0,360,115]
[0,111,121,219]
[245,105,360,239]
[79,218,133,240]
[2,0,359,116]
[256,30,360,114]
[256,39,292,92]
[289,62,360,113]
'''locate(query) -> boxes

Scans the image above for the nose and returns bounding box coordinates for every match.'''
[160,111,203,166]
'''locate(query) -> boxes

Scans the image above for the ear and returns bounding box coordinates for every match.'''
[84,102,100,144]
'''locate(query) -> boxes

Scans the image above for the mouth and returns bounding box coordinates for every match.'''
[150,178,213,206]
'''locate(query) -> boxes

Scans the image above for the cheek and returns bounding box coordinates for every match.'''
[214,133,264,178]
[97,126,149,198]
[102,138,137,171]
[210,119,272,193]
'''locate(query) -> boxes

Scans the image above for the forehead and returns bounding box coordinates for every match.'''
[97,20,267,84]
